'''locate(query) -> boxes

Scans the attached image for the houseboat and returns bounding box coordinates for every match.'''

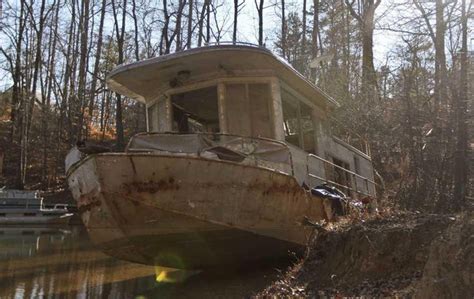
[66,45,376,269]
[0,189,73,224]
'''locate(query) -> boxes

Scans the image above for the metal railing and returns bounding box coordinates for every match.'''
[306,154,376,197]
[202,41,264,48]
[126,132,295,174]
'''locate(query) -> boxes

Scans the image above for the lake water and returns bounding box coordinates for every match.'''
[0,225,289,298]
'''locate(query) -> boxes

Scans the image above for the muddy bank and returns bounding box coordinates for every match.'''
[416,213,473,298]
[257,212,471,297]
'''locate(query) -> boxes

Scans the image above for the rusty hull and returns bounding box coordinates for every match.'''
[67,153,326,269]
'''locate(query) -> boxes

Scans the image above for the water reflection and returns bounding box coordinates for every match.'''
[0,226,287,298]
[0,226,156,298]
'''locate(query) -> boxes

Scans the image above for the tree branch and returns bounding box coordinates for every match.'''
[344,0,362,23]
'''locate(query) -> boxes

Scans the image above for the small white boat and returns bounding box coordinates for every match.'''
[66,44,376,269]
[0,189,74,225]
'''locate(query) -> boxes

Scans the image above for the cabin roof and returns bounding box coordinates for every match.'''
[107,45,340,109]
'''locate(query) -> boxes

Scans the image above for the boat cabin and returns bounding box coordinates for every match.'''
[107,45,376,198]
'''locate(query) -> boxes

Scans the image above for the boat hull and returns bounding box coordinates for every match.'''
[0,214,73,225]
[67,153,326,269]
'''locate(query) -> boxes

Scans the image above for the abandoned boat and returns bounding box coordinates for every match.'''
[66,45,376,269]
[0,189,73,225]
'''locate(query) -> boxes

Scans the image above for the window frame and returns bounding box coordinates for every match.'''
[147,77,277,136]
[280,84,318,153]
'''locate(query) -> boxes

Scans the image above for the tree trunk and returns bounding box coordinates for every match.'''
[112,0,127,148]
[345,0,380,100]
[187,0,193,48]
[197,1,206,46]
[12,0,26,188]
[311,0,320,58]
[132,0,140,60]
[281,0,286,57]
[160,0,171,54]
[76,0,90,142]
[233,0,238,44]
[453,0,469,206]
[176,0,183,51]
[23,0,47,187]
[434,0,448,112]
[41,0,61,186]
[86,0,107,139]
[256,0,264,46]
[302,0,307,56]
[361,15,377,94]
[206,0,211,44]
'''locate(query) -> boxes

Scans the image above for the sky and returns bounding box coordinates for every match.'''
[235,0,402,67]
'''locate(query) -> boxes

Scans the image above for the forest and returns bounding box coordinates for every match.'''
[0,0,472,212]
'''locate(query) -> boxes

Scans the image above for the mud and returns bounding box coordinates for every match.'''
[257,212,466,298]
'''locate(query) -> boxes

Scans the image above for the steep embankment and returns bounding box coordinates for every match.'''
[257,212,472,297]
[416,213,473,298]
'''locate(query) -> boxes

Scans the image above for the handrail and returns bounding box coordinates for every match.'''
[127,132,290,150]
[307,154,376,185]
[202,41,264,48]
[306,153,376,197]
[126,132,295,175]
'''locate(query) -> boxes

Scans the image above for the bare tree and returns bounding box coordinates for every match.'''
[413,0,448,114]
[175,0,184,51]
[187,0,193,48]
[111,0,127,148]
[453,0,469,205]
[255,0,264,46]
[311,0,321,58]
[302,0,307,55]
[344,0,382,98]
[132,0,140,60]
[281,0,286,57]
[76,0,91,142]
[86,0,107,139]
[233,0,245,44]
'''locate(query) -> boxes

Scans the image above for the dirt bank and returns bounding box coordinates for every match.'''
[416,212,473,298]
[257,212,470,297]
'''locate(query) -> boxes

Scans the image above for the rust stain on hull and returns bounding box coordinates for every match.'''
[78,190,102,213]
[67,153,327,268]
[123,177,180,194]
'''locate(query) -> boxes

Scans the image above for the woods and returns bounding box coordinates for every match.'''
[0,0,472,212]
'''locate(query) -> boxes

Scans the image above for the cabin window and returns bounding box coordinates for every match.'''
[225,83,273,138]
[281,89,315,153]
[300,102,315,153]
[282,97,300,147]
[171,86,219,133]
[147,102,159,132]
[354,156,361,175]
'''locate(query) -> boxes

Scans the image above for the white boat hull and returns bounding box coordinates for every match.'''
[0,214,73,225]
[67,153,327,269]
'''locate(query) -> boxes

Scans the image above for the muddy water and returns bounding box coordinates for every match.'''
[0,225,289,298]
